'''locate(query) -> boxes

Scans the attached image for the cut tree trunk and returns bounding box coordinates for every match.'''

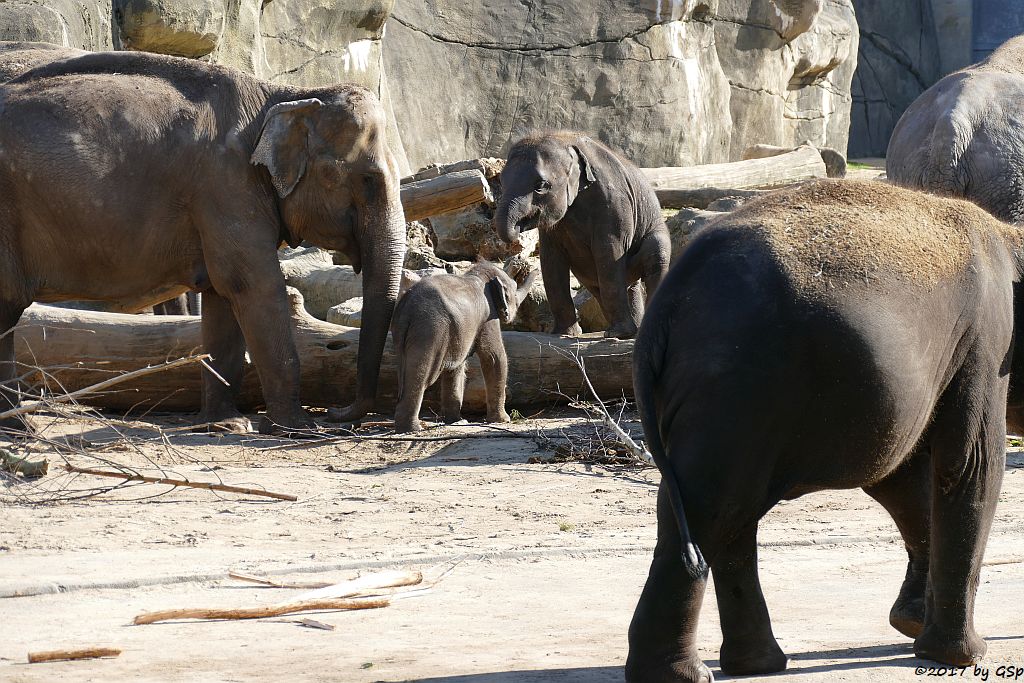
[641,145,827,208]
[400,169,494,222]
[14,291,634,414]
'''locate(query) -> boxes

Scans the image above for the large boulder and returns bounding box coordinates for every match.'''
[114,0,223,57]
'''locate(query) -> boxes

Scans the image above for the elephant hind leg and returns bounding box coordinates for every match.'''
[394,346,438,433]
[439,362,466,424]
[714,523,787,675]
[195,289,252,434]
[0,301,31,435]
[863,447,931,639]
[914,362,1006,666]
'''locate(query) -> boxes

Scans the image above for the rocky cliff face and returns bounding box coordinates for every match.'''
[0,0,857,169]
[385,0,857,168]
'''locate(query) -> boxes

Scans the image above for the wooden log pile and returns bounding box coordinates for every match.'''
[15,290,633,414]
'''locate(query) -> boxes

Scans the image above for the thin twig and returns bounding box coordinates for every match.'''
[64,465,297,502]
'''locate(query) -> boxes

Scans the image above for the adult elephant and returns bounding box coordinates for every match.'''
[887,35,1024,223]
[628,180,1016,682]
[492,131,670,339]
[0,48,405,434]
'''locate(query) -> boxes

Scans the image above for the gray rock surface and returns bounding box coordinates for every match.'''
[0,1,115,50]
[848,0,942,157]
[386,0,856,168]
[115,0,222,57]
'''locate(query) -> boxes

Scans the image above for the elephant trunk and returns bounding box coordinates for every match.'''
[494,194,529,243]
[340,171,406,421]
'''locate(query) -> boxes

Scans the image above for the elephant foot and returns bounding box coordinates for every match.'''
[914,626,987,666]
[486,410,511,424]
[719,639,788,676]
[326,400,372,424]
[890,565,927,638]
[624,655,714,683]
[605,321,638,340]
[394,417,423,433]
[890,597,925,639]
[194,412,252,434]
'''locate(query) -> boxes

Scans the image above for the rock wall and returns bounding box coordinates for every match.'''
[0,1,116,50]
[385,0,858,169]
[847,0,942,158]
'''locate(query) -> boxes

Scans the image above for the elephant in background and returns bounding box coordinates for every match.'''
[628,180,1015,682]
[887,34,1024,223]
[0,41,84,81]
[493,131,670,340]
[390,261,536,433]
[0,47,405,434]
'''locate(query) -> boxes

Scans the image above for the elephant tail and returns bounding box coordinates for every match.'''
[634,337,709,580]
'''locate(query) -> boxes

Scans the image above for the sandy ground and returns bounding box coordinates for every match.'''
[1,410,1022,683]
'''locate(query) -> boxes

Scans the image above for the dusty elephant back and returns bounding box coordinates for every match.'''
[0,41,85,82]
[709,179,1014,292]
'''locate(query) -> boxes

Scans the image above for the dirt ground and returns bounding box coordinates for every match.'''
[1,409,1022,683]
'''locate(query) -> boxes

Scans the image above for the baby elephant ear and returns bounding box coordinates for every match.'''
[572,144,597,189]
[251,98,324,198]
[488,276,517,325]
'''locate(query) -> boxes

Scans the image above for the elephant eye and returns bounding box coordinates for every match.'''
[534,179,551,194]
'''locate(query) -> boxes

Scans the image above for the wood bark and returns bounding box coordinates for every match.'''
[14,291,635,414]
[28,648,120,663]
[641,145,828,208]
[400,169,494,222]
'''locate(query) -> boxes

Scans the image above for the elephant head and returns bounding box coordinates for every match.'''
[493,134,597,243]
[481,263,538,325]
[251,86,406,421]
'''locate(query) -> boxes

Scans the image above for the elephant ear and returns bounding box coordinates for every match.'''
[488,276,517,325]
[251,98,324,198]
[567,144,598,205]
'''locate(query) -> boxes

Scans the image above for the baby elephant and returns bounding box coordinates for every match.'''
[391,261,537,432]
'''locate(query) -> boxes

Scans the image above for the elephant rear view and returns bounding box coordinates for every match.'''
[628,180,1019,681]
[0,49,405,434]
[390,262,536,432]
[887,34,1024,223]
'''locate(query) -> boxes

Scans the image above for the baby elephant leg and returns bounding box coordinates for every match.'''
[440,362,467,424]
[394,354,433,433]
[475,322,511,423]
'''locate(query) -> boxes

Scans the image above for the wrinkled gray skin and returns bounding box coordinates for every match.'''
[0,46,405,435]
[391,262,537,433]
[493,131,670,339]
[887,35,1024,224]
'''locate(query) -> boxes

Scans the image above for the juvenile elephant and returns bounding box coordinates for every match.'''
[887,35,1024,223]
[628,179,1017,682]
[493,131,670,339]
[0,48,405,434]
[391,261,536,432]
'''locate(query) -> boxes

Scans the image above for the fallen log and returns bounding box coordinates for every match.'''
[13,291,635,414]
[400,169,494,222]
[641,145,827,208]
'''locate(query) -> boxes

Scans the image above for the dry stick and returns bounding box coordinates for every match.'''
[551,344,653,465]
[133,596,389,625]
[28,648,121,664]
[64,465,298,502]
[0,354,211,422]
[228,572,332,590]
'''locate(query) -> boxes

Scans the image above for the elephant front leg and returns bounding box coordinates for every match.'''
[915,372,1006,665]
[197,289,252,434]
[714,524,787,675]
[540,236,581,336]
[476,322,510,423]
[626,483,714,683]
